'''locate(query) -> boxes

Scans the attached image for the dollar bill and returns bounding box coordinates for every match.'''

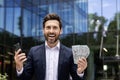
[72,45,90,64]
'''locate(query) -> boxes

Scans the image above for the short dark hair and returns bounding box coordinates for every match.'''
[43,13,62,29]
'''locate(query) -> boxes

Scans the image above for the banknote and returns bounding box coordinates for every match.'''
[72,45,90,64]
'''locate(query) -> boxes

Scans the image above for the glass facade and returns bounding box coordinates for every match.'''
[88,0,120,80]
[0,0,120,80]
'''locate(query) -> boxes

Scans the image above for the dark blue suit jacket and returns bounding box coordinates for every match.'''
[18,43,83,80]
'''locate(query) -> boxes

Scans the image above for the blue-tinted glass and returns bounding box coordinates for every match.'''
[0,0,4,7]
[14,0,21,7]
[47,0,87,34]
[23,9,32,37]
[0,8,4,28]
[6,8,14,33]
[36,16,40,37]
[39,17,44,36]
[5,0,14,7]
[14,7,21,36]
[32,6,38,13]
[31,13,36,37]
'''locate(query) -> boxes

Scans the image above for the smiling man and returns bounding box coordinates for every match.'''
[14,13,87,80]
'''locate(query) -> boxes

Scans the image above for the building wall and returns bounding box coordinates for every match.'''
[0,0,120,80]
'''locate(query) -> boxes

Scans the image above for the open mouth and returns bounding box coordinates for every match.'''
[48,35,56,41]
[48,34,55,38]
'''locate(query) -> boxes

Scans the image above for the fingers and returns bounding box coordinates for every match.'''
[15,49,22,56]
[78,57,87,67]
[77,57,87,73]
[14,49,26,60]
[18,54,27,61]
[14,53,27,62]
[14,49,27,71]
[22,58,27,63]
[14,49,27,64]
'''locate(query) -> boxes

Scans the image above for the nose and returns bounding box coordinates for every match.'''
[49,28,54,33]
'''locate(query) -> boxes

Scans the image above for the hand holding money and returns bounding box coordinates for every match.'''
[77,57,87,74]
[72,45,90,64]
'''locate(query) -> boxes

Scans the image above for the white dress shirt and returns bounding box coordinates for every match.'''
[45,41,60,80]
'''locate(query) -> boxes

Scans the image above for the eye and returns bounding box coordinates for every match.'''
[45,26,51,30]
[53,26,58,30]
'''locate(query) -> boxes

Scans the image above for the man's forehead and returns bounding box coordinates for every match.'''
[45,20,59,25]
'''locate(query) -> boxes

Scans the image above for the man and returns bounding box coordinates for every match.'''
[14,13,87,80]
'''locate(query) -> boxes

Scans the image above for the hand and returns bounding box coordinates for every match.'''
[77,57,87,74]
[14,49,27,71]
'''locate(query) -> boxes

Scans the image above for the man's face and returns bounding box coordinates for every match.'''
[43,20,62,44]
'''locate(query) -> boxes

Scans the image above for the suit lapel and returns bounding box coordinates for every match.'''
[58,44,65,79]
[40,44,46,79]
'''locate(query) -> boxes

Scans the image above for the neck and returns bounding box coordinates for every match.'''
[47,40,59,48]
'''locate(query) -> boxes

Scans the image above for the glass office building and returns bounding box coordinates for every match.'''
[0,0,88,80]
[0,0,88,36]
[0,0,120,80]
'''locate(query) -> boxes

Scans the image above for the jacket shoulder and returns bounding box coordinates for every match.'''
[30,44,44,51]
[61,44,72,52]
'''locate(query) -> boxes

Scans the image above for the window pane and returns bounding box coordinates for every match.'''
[23,9,32,37]
[0,8,4,28]
[6,8,14,33]
[0,0,4,6]
[14,7,21,36]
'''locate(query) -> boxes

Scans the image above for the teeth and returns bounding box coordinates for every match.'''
[49,36,54,37]
[49,34,55,37]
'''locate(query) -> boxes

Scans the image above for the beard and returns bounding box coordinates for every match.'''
[44,33,59,44]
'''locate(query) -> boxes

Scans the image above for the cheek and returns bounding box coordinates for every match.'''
[43,30,48,34]
[43,31,47,36]
[56,32,61,36]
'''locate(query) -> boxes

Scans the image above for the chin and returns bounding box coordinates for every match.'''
[48,40,57,44]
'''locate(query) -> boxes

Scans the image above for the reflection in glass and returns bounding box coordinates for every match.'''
[14,8,21,36]
[6,8,14,33]
[0,8,4,28]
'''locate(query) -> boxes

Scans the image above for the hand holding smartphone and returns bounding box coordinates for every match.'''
[14,43,22,53]
[14,43,27,69]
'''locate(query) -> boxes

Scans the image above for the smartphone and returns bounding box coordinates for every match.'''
[14,43,22,53]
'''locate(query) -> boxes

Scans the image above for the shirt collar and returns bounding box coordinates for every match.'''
[45,41,60,50]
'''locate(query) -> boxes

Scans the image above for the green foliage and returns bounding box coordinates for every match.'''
[0,73,8,80]
[89,13,107,32]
